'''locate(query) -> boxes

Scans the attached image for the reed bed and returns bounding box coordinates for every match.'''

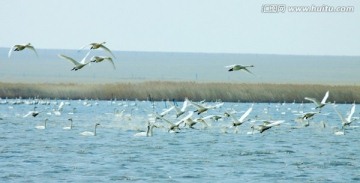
[0,81,359,103]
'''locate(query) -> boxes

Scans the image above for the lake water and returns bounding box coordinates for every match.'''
[0,99,359,182]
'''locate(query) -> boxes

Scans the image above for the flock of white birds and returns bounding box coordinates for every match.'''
[0,90,358,137]
[8,42,116,71]
[7,42,255,73]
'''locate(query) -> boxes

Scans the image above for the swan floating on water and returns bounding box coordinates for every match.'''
[58,51,91,71]
[80,123,100,136]
[8,43,38,58]
[134,121,158,137]
[35,118,48,130]
[63,118,73,130]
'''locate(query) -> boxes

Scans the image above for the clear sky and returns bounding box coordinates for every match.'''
[1,0,359,55]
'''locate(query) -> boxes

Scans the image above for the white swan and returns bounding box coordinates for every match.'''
[226,104,253,127]
[133,122,158,137]
[35,118,48,130]
[58,51,91,71]
[304,91,329,110]
[23,106,40,118]
[63,118,73,130]
[8,43,38,58]
[80,42,116,58]
[251,120,285,134]
[169,98,189,118]
[188,99,216,115]
[333,103,356,128]
[156,111,194,132]
[90,56,116,69]
[225,64,254,74]
[80,123,100,136]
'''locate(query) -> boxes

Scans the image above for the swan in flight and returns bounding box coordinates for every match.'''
[35,118,48,130]
[305,91,329,110]
[63,118,73,130]
[188,99,217,115]
[251,120,285,134]
[80,123,100,136]
[225,64,254,74]
[58,51,91,71]
[90,56,116,69]
[133,121,158,137]
[169,98,189,118]
[8,43,38,58]
[80,42,116,58]
[156,111,194,132]
[23,106,40,118]
[226,104,253,127]
[333,103,356,128]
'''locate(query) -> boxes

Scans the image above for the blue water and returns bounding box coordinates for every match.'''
[0,99,359,182]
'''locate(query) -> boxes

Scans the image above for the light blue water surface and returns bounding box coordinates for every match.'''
[0,99,359,182]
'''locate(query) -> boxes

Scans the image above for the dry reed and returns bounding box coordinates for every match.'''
[0,81,359,103]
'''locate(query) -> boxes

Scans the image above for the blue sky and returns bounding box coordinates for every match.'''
[1,0,359,55]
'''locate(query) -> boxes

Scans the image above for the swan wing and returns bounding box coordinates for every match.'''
[189,100,206,110]
[156,115,175,126]
[176,111,194,125]
[160,106,175,116]
[105,57,116,69]
[239,105,253,122]
[264,120,285,127]
[181,99,189,111]
[23,111,33,118]
[346,104,356,122]
[304,97,320,106]
[26,45,38,57]
[58,54,81,66]
[333,105,345,123]
[242,67,253,74]
[57,101,65,111]
[8,46,15,58]
[321,91,329,104]
[99,45,116,58]
[80,50,91,64]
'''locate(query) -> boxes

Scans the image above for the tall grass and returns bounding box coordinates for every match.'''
[0,81,359,103]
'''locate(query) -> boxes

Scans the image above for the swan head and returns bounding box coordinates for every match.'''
[95,123,100,127]
[68,118,73,121]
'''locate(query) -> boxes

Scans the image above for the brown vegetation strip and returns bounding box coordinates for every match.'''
[0,81,359,103]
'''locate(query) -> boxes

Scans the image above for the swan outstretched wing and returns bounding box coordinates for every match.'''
[333,105,345,123]
[243,67,253,74]
[58,54,81,66]
[321,91,329,104]
[264,120,285,127]
[8,46,15,58]
[105,57,116,69]
[304,97,320,106]
[80,51,91,64]
[160,106,175,117]
[346,104,356,122]
[99,44,116,58]
[176,111,194,125]
[239,105,253,122]
[181,99,189,112]
[27,45,38,57]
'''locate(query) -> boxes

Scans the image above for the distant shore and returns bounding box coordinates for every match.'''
[0,81,359,103]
